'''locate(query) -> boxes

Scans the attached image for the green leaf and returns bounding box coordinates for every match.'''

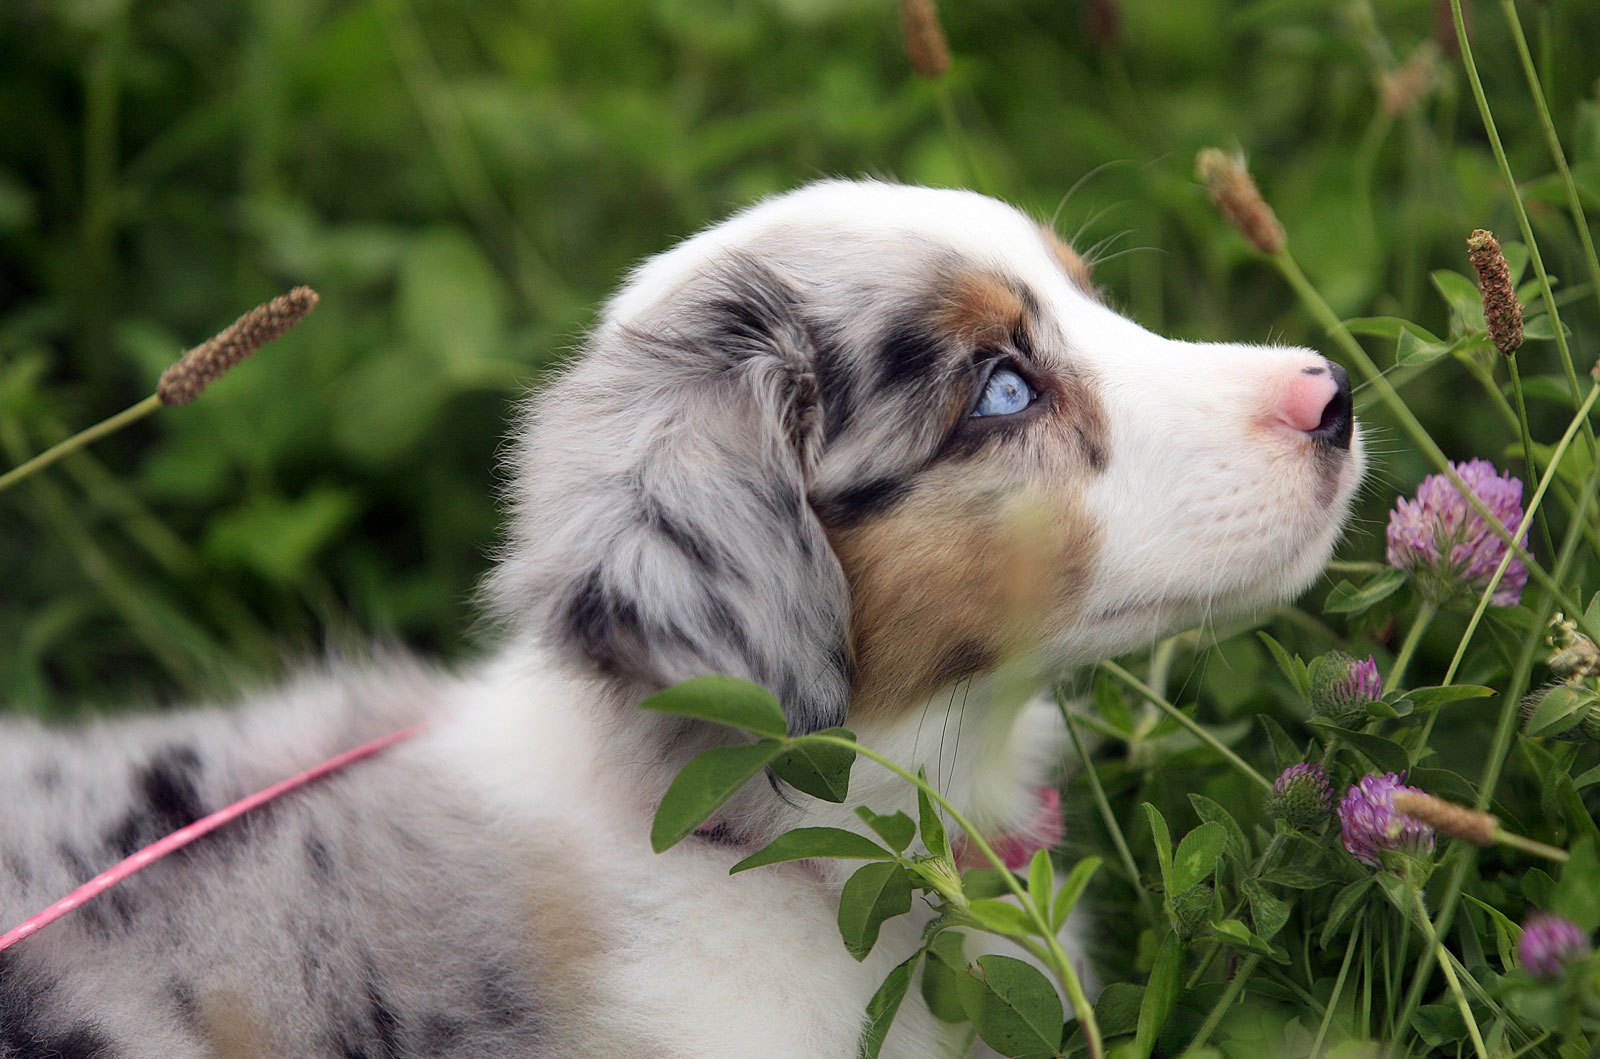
[1027,849,1055,905]
[1133,933,1182,1059]
[1431,268,1484,316]
[639,676,789,738]
[957,955,1065,1058]
[1407,768,1480,806]
[962,868,1014,900]
[1211,918,1278,958]
[1522,314,1571,341]
[1094,981,1145,1039]
[1051,856,1103,932]
[730,827,894,874]
[918,772,952,861]
[857,954,917,1059]
[1523,868,1558,910]
[1398,684,1496,709]
[771,729,856,802]
[856,808,916,853]
[1189,795,1250,867]
[1553,836,1600,931]
[1257,715,1304,774]
[1093,674,1134,735]
[921,931,968,1023]
[1242,880,1291,940]
[650,741,782,852]
[1323,569,1407,615]
[1342,316,1441,343]
[1143,803,1174,895]
[967,898,1040,938]
[1308,720,1411,773]
[838,861,914,961]
[1394,326,1453,368]
[1172,822,1228,892]
[1462,893,1523,973]
[1257,632,1311,703]
[1260,857,1337,889]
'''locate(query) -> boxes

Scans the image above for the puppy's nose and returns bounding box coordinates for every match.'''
[1276,362,1353,450]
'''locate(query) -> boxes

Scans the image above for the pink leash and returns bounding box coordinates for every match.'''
[0,723,426,954]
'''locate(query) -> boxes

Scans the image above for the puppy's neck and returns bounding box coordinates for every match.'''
[440,647,1064,879]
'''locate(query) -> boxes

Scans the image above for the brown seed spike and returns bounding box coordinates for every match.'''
[157,286,320,406]
[1195,149,1285,255]
[899,0,950,80]
[1392,790,1498,846]
[1466,229,1523,358]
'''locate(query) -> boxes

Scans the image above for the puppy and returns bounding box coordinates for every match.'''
[0,179,1362,1058]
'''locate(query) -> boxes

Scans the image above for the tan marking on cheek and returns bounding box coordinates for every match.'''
[1040,227,1097,295]
[937,272,1025,349]
[830,466,1101,717]
[196,992,277,1059]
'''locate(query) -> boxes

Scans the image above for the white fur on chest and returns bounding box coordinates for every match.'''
[425,651,1059,1057]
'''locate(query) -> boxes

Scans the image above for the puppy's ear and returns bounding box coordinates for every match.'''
[490,259,853,734]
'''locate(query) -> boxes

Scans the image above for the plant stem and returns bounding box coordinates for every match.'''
[1179,953,1260,1057]
[0,394,161,496]
[1448,0,1597,458]
[804,733,1104,1059]
[1496,0,1600,321]
[1413,890,1489,1059]
[1097,660,1271,791]
[1309,919,1363,1058]
[1506,358,1557,563]
[1492,826,1569,864]
[1061,705,1159,927]
[932,80,987,194]
[1385,601,1438,694]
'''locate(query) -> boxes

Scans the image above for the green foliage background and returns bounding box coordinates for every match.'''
[1,0,1597,723]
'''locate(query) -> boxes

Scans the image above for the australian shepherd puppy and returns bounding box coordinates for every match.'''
[0,180,1362,1058]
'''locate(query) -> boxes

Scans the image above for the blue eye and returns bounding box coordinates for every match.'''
[973,367,1035,417]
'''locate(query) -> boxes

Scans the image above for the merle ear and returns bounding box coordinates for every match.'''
[489,259,853,735]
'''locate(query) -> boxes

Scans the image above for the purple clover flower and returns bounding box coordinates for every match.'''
[1518,914,1591,978]
[1338,772,1435,868]
[1310,653,1384,728]
[1386,459,1527,606]
[1268,763,1333,831]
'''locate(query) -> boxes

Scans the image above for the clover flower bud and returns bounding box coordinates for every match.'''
[1339,773,1435,869]
[1467,229,1523,358]
[1520,685,1600,743]
[1195,149,1285,255]
[1386,459,1528,607]
[1308,652,1382,728]
[1268,763,1333,832]
[1518,914,1591,978]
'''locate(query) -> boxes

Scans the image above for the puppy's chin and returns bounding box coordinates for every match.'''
[1058,510,1350,666]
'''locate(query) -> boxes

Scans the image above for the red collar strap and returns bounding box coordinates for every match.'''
[0,724,427,954]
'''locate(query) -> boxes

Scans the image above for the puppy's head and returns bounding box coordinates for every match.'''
[491,180,1363,732]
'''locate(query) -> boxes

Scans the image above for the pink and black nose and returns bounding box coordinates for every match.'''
[1277,362,1353,450]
